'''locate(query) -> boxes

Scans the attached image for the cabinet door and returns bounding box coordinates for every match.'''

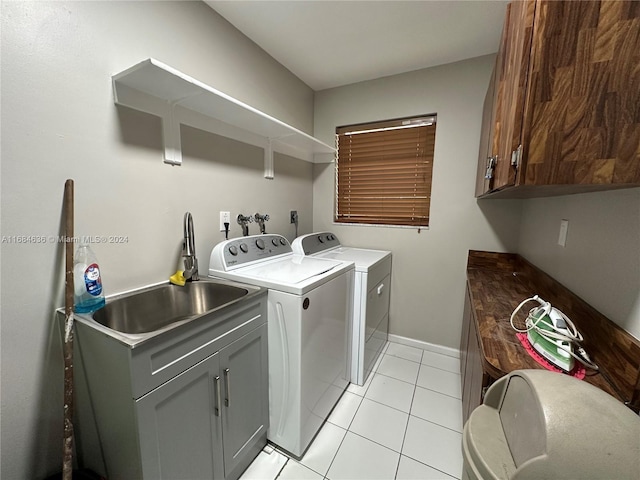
[459,287,472,384]
[476,67,497,196]
[523,0,640,187]
[219,324,269,479]
[136,354,224,480]
[493,0,536,190]
[462,315,486,425]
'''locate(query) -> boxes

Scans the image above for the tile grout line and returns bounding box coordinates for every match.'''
[400,451,460,480]
[419,361,463,375]
[272,456,289,480]
[315,358,379,480]
[408,412,463,435]
[386,349,462,375]
[320,423,349,479]
[415,383,463,401]
[395,368,419,479]
[361,385,415,415]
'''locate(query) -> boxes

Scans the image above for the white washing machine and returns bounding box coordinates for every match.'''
[209,234,354,458]
[292,232,391,386]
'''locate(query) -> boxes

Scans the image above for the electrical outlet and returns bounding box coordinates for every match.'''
[220,211,231,232]
[290,210,298,224]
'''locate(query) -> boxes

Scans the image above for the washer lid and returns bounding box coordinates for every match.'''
[210,254,354,295]
[239,255,344,283]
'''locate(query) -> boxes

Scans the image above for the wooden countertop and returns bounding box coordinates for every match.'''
[467,250,640,411]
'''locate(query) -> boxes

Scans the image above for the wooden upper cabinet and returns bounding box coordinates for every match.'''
[477,0,640,198]
[475,67,496,196]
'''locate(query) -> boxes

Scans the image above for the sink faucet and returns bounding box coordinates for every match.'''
[237,214,253,236]
[254,213,270,234]
[183,212,198,281]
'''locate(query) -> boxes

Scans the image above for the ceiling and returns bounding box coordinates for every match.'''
[206,0,508,91]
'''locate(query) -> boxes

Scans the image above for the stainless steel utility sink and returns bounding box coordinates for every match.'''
[91,280,259,334]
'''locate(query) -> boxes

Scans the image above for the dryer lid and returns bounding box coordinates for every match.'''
[315,247,391,270]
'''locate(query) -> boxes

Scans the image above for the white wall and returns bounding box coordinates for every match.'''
[517,188,640,339]
[1,2,314,478]
[313,56,523,349]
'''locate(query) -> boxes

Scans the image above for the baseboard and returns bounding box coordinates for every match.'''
[388,334,460,359]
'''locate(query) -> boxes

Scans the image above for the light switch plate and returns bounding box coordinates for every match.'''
[558,219,569,247]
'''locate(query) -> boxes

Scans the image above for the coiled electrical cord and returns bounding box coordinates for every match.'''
[510,295,599,370]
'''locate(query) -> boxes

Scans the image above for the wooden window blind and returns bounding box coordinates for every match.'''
[335,116,436,227]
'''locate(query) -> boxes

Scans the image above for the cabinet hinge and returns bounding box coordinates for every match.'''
[484,156,497,179]
[511,145,522,168]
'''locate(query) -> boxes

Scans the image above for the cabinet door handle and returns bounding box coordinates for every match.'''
[224,368,231,407]
[213,375,221,416]
[377,284,384,296]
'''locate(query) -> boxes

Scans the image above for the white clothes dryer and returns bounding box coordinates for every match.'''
[292,232,391,386]
[209,234,354,458]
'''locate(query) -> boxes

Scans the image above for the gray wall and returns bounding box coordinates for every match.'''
[313,55,523,349]
[1,2,314,478]
[313,56,640,353]
[517,188,640,339]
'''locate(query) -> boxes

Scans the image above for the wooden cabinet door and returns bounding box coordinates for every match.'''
[136,354,224,480]
[523,0,640,187]
[461,286,489,425]
[460,287,473,391]
[219,324,269,479]
[493,0,536,191]
[476,67,497,197]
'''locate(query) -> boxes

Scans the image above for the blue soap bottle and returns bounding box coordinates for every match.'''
[74,243,105,313]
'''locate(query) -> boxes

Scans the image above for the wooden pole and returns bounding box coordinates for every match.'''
[63,179,74,480]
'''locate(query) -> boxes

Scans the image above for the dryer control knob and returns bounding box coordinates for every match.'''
[272,238,279,246]
[228,245,238,256]
[239,243,248,253]
[279,238,287,245]
[256,239,265,250]
[318,235,324,243]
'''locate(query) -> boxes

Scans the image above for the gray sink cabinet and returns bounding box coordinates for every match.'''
[71,290,268,480]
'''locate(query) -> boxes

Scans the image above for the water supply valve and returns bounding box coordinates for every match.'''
[254,213,270,234]
[237,214,253,236]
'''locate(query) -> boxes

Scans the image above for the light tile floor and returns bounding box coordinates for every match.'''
[240,341,464,480]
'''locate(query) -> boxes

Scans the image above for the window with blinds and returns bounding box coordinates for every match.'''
[335,115,436,227]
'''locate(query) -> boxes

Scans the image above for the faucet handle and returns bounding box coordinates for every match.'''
[237,214,253,224]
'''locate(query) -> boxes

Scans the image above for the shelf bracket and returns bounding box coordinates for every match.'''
[264,139,274,179]
[162,103,182,166]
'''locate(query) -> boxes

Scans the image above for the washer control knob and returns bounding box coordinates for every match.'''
[228,245,238,256]
[256,239,265,250]
[239,243,248,253]
[272,238,279,247]
[280,238,287,245]
[328,234,335,241]
[318,235,324,243]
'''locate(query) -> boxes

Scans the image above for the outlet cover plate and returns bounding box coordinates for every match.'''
[220,211,231,232]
